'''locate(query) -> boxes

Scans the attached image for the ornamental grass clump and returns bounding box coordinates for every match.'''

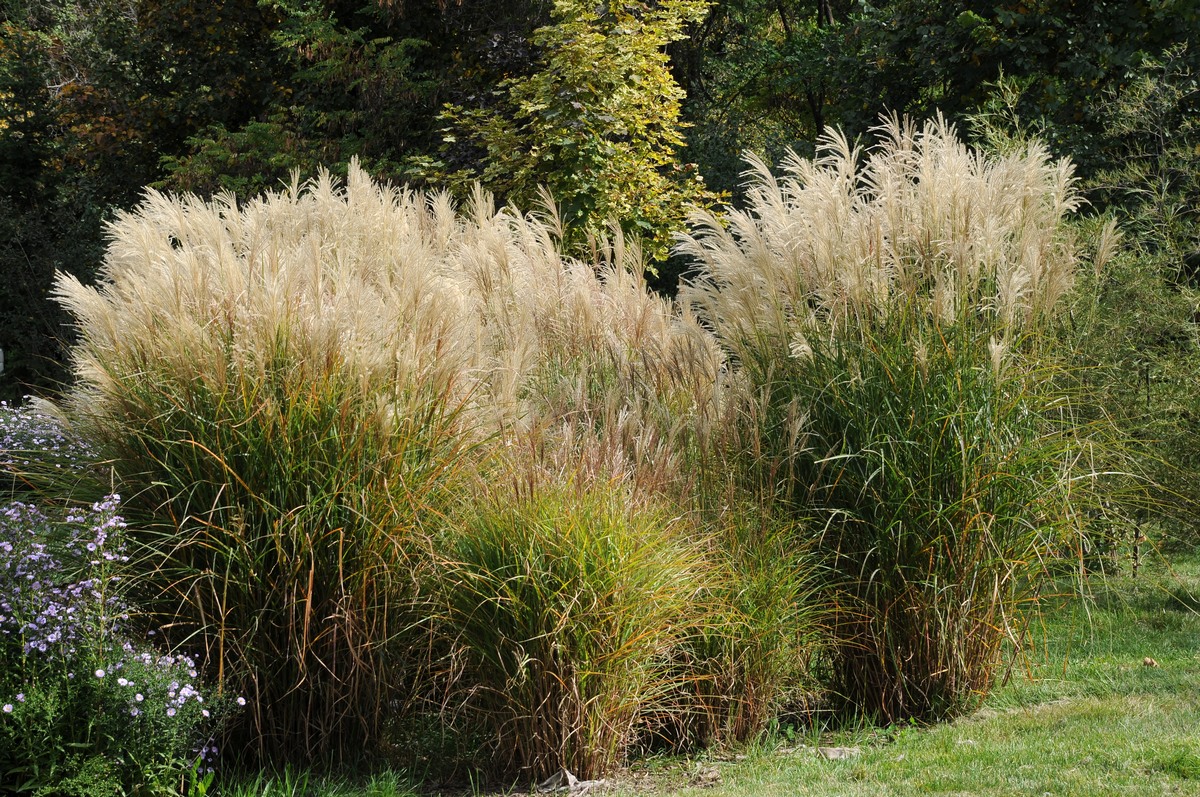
[49,163,723,767]
[679,116,1094,722]
[51,167,484,766]
[435,476,705,781]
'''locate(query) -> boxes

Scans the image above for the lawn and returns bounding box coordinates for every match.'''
[612,553,1200,797]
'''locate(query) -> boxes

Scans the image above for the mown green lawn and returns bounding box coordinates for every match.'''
[226,553,1200,797]
[619,553,1200,797]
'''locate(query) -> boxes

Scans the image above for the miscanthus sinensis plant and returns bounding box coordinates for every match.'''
[434,475,707,781]
[50,163,720,766]
[0,493,232,796]
[679,115,1105,722]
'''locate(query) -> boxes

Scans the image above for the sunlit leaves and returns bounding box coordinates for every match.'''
[437,0,719,267]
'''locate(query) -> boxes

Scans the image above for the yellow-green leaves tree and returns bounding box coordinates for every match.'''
[439,0,717,266]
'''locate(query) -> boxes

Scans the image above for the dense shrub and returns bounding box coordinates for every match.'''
[1074,47,1200,545]
[680,116,1096,721]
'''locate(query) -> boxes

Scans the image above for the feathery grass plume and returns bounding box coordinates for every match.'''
[678,116,1093,722]
[51,165,489,766]
[680,114,1081,350]
[498,219,724,501]
[50,160,726,765]
[434,474,706,781]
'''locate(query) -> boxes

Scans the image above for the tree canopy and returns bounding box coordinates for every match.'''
[2,0,1199,397]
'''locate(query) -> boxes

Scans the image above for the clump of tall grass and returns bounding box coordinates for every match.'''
[679,116,1096,722]
[434,474,704,781]
[669,501,824,747]
[49,162,726,765]
[51,176,482,768]
[50,168,487,766]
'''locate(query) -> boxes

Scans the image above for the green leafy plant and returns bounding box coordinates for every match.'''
[1070,46,1200,544]
[435,0,718,266]
[669,502,824,748]
[0,495,231,796]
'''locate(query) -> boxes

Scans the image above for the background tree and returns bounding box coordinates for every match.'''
[1,0,284,399]
[161,0,555,195]
[1,5,106,399]
[670,0,855,195]
[434,0,719,266]
[672,0,1200,195]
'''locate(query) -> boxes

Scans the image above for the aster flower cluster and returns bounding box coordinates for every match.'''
[0,490,239,792]
[0,496,129,655]
[92,646,210,718]
[0,399,96,473]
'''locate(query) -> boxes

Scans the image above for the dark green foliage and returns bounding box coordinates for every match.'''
[0,17,105,400]
[1053,48,1200,546]
[160,2,447,195]
[1088,45,1200,273]
[1,0,282,399]
[36,0,283,204]
[0,190,105,402]
[674,0,1200,193]
[673,0,855,195]
[157,0,558,196]
[0,18,54,202]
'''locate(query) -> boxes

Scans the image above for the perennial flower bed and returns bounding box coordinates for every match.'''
[1,404,232,796]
